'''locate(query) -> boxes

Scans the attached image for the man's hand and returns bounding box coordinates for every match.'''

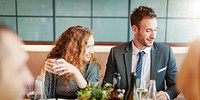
[156,91,168,100]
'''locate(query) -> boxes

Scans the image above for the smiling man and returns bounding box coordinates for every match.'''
[103,6,179,100]
[0,25,33,100]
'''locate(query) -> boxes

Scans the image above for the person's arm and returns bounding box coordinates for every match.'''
[156,91,170,100]
[165,46,179,99]
[102,48,117,86]
[71,67,87,88]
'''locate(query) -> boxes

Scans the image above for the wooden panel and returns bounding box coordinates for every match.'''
[94,52,109,84]
[27,52,49,78]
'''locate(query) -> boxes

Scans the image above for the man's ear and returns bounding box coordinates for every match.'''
[131,25,139,35]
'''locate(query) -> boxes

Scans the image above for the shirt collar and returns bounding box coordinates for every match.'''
[132,41,151,55]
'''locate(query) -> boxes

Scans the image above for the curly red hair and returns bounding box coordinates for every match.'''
[47,25,98,90]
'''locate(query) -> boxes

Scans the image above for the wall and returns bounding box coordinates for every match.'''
[0,0,200,44]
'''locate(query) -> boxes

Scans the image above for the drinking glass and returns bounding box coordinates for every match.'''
[147,80,157,100]
[26,80,36,100]
[136,79,148,100]
[34,76,47,100]
[26,76,47,100]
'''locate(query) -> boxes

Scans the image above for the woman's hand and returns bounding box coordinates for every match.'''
[44,58,77,76]
[55,59,87,88]
[44,59,57,74]
[53,59,77,76]
[44,58,87,88]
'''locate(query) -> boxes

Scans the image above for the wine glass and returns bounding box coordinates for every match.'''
[26,76,47,100]
[136,79,148,100]
[147,80,157,100]
[34,76,47,100]
[26,80,36,100]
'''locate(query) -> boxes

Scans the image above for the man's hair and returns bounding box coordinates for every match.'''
[130,6,157,27]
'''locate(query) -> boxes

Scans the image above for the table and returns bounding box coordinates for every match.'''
[24,98,77,100]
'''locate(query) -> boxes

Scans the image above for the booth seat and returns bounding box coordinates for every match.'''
[25,45,187,100]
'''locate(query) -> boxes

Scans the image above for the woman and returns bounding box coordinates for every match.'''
[41,25,100,99]
[176,38,200,100]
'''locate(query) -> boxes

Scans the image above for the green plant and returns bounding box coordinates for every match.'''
[77,82,113,100]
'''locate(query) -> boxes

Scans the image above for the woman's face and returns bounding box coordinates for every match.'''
[85,35,94,61]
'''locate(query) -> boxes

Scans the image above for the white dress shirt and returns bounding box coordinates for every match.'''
[131,41,151,87]
[131,41,170,100]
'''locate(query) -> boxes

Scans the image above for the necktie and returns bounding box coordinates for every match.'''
[136,51,145,79]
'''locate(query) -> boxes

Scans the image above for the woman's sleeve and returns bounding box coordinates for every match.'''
[85,63,99,84]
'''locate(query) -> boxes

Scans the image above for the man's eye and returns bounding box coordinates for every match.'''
[146,30,151,32]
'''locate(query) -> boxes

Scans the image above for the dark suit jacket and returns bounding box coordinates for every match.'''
[103,41,179,99]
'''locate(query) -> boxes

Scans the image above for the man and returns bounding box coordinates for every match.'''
[0,25,33,100]
[103,6,178,100]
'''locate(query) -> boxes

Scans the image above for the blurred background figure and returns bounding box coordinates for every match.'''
[0,24,33,100]
[176,37,200,100]
[41,25,100,99]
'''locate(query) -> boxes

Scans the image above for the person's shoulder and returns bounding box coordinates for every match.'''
[153,42,173,54]
[153,42,171,50]
[112,41,131,51]
[89,62,99,69]
[87,62,99,74]
[90,62,98,66]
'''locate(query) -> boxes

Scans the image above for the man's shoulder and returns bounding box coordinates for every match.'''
[112,42,131,50]
[153,42,173,54]
[153,42,171,50]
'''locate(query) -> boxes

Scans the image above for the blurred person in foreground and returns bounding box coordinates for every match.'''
[40,25,100,99]
[103,6,179,100]
[0,25,33,100]
[176,38,200,100]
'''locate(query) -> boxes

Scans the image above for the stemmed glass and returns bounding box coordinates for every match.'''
[147,80,157,100]
[26,80,36,100]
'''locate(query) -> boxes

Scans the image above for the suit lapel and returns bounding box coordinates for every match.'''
[124,42,133,87]
[123,42,158,86]
[150,43,158,80]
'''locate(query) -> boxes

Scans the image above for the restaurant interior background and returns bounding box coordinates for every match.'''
[0,0,200,44]
[0,0,199,84]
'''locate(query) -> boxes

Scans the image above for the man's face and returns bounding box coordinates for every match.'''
[0,32,33,100]
[133,17,158,49]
